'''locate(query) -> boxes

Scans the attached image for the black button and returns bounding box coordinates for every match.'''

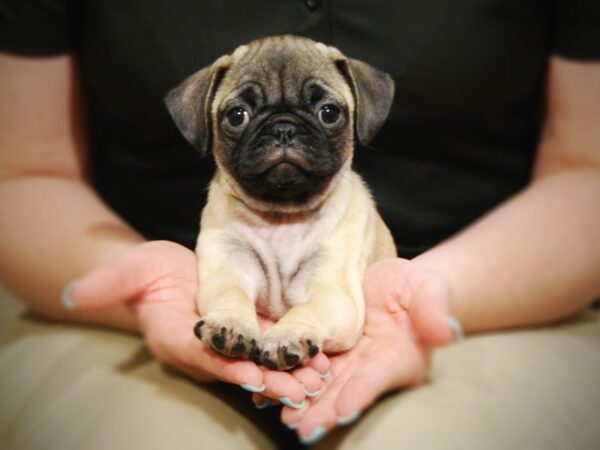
[305,0,321,12]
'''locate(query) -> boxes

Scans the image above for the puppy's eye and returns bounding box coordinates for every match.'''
[226,107,249,128]
[318,104,341,125]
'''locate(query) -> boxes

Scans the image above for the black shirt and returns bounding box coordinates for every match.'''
[1,0,599,257]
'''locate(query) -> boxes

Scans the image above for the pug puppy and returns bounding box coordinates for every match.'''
[166,35,396,370]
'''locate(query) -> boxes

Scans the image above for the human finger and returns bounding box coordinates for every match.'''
[62,250,153,310]
[408,275,457,346]
[293,367,352,444]
[250,392,281,409]
[305,352,331,377]
[291,365,323,398]
[260,369,306,408]
[157,313,265,388]
[333,350,425,422]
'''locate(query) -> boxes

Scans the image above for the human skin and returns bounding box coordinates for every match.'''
[0,52,599,442]
[275,56,600,443]
[0,51,328,401]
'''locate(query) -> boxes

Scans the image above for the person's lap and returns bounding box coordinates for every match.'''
[1,284,598,450]
[315,308,600,449]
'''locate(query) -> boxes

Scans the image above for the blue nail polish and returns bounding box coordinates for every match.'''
[254,399,272,409]
[318,371,330,379]
[240,383,266,393]
[299,426,327,445]
[279,397,305,409]
[448,316,464,341]
[337,411,361,426]
[286,423,299,430]
[301,384,319,398]
[61,280,79,311]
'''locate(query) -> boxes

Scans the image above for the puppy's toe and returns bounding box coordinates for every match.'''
[194,316,260,360]
[260,328,322,371]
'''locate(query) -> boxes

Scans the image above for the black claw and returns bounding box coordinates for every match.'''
[262,358,278,370]
[220,327,227,335]
[284,351,300,368]
[261,351,278,369]
[249,346,261,363]
[231,342,246,355]
[230,335,246,354]
[212,333,225,350]
[193,320,205,340]
[306,339,319,357]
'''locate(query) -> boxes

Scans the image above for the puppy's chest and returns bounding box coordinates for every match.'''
[235,220,323,319]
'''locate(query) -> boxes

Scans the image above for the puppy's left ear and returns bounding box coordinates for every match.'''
[165,55,231,154]
[335,57,395,145]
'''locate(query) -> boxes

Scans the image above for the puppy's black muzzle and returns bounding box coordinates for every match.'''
[232,113,340,204]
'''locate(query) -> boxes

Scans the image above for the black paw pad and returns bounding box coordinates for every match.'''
[249,343,261,364]
[212,328,226,350]
[193,320,205,340]
[230,334,246,355]
[307,340,319,358]
[283,351,300,368]
[262,351,278,370]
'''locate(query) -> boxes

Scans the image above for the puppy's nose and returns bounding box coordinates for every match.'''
[272,122,297,144]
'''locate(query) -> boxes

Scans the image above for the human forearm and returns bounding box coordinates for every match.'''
[415,169,600,332]
[0,175,145,331]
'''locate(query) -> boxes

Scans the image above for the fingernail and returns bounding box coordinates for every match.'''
[448,316,464,341]
[301,383,320,398]
[254,399,272,409]
[279,397,305,409]
[61,280,80,310]
[318,370,330,379]
[286,423,299,430]
[337,411,361,426]
[299,426,327,445]
[240,383,265,393]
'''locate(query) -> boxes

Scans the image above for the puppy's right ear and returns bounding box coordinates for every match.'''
[165,55,231,155]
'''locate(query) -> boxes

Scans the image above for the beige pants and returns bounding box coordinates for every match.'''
[1,284,599,450]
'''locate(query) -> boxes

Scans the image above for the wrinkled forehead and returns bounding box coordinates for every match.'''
[214,37,353,108]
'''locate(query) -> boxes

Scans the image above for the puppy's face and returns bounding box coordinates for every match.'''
[211,42,354,208]
[166,36,394,212]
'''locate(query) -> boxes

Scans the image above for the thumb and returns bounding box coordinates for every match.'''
[408,271,458,346]
[365,259,459,346]
[62,250,154,311]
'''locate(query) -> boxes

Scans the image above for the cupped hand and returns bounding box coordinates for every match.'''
[278,258,460,444]
[65,240,327,403]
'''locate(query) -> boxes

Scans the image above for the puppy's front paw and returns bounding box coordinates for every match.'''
[260,326,322,370]
[194,315,261,361]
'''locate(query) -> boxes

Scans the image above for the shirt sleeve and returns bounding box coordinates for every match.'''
[0,0,77,56]
[552,0,600,60]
